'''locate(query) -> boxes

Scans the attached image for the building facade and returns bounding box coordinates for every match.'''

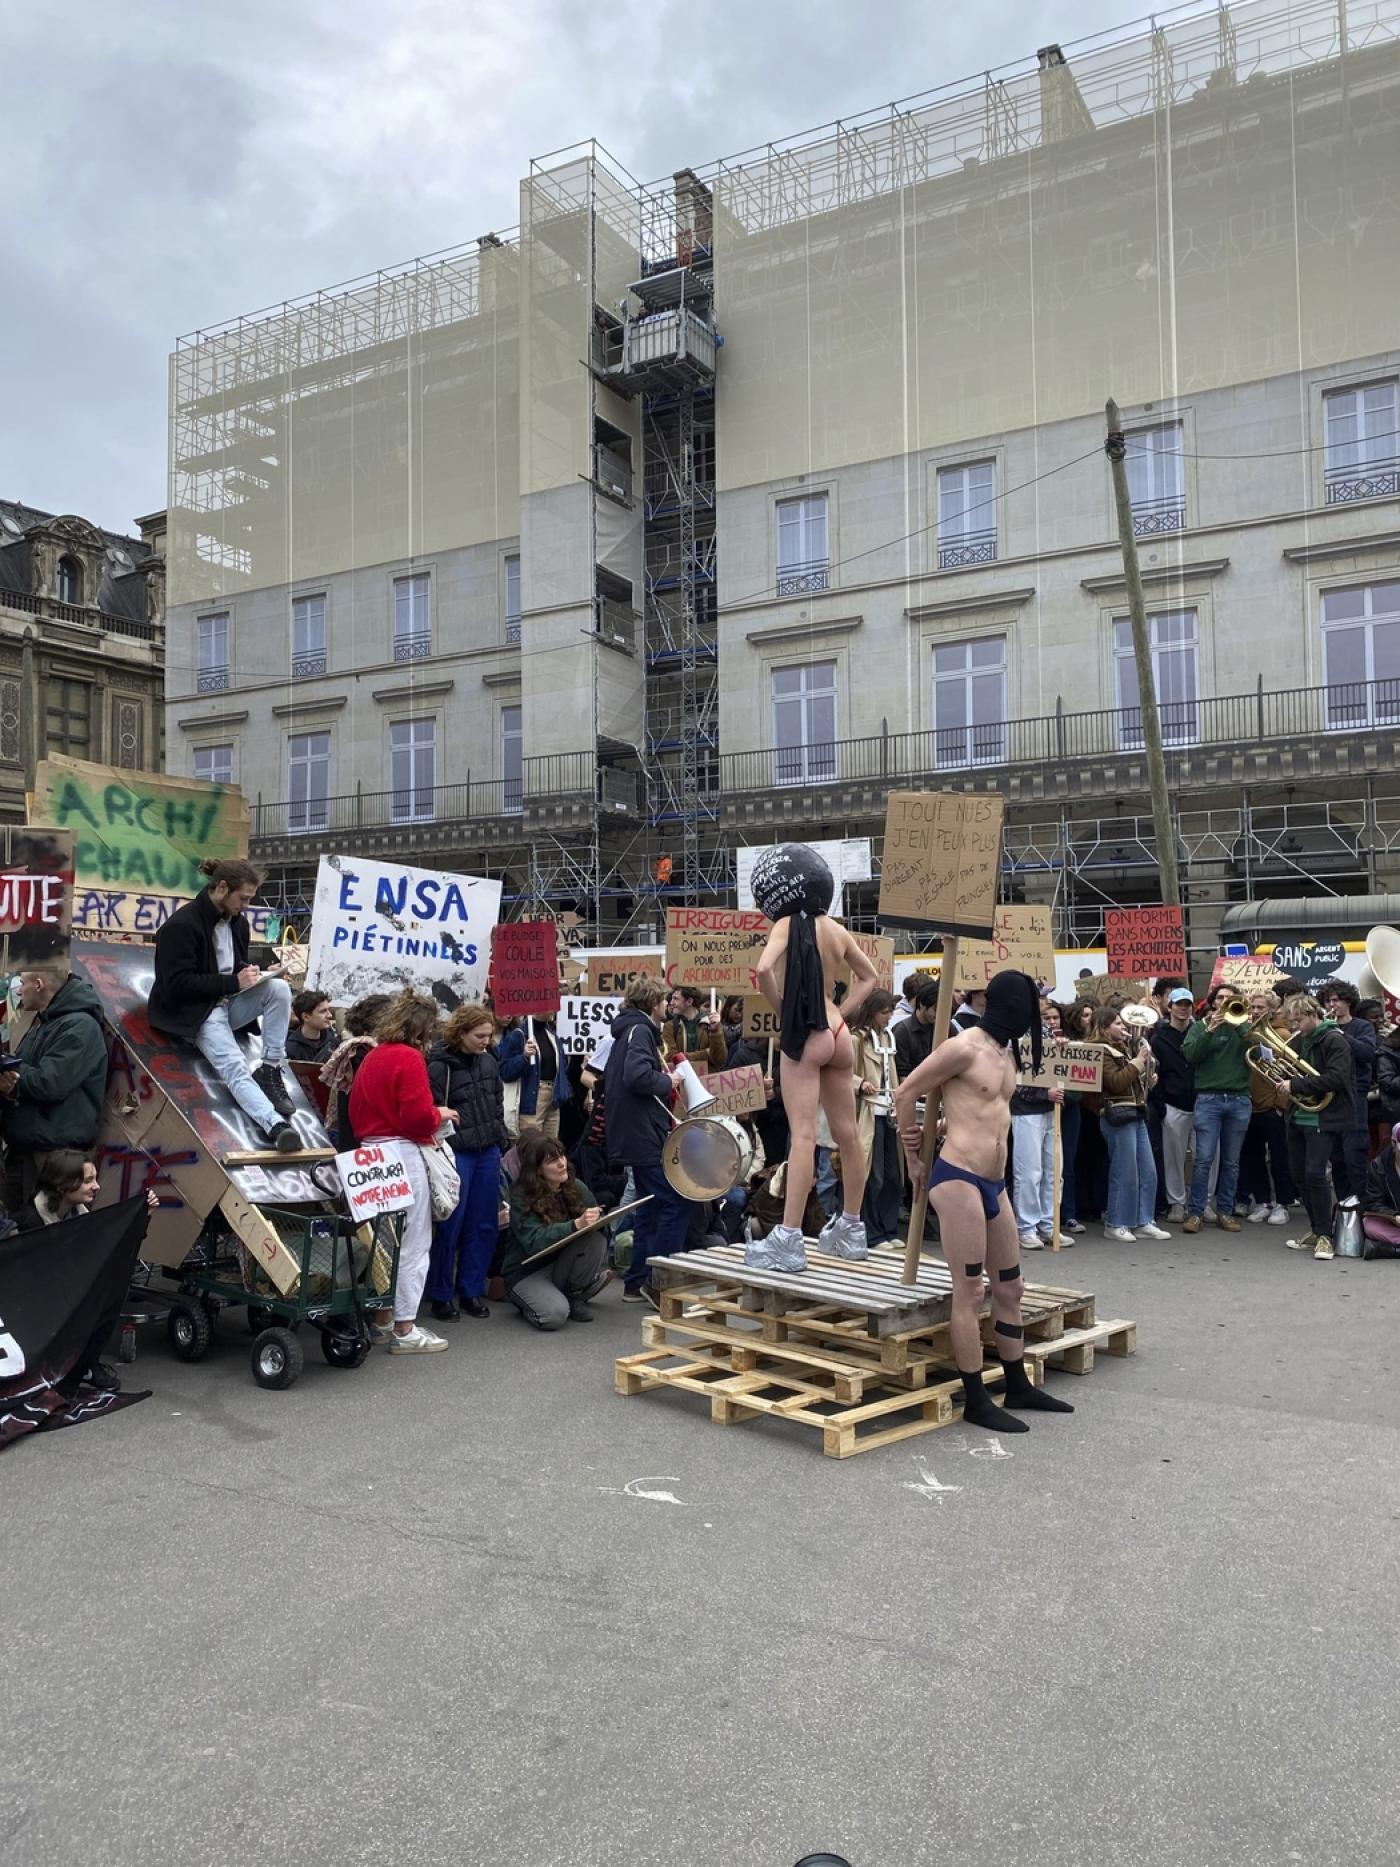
[0,502,166,815]
[166,0,1400,958]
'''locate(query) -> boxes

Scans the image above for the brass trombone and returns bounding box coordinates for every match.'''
[1243,1019,1333,1111]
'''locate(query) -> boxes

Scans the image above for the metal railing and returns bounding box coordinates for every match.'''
[251,778,520,840]
[775,558,830,598]
[594,444,633,503]
[394,630,431,663]
[198,667,230,693]
[1326,459,1400,504]
[293,651,327,679]
[0,586,161,642]
[1131,494,1186,536]
[719,677,1400,795]
[505,613,522,645]
[938,528,997,570]
[595,595,637,653]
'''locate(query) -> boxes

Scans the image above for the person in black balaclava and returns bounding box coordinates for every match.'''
[893,969,1076,1435]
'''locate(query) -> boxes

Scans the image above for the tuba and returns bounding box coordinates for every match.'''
[1244,1023,1333,1111]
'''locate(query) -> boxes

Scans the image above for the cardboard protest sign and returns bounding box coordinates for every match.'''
[664,908,769,991]
[1074,973,1149,1005]
[878,791,1004,935]
[0,827,74,973]
[35,757,250,936]
[1268,940,1346,992]
[1208,953,1280,993]
[742,993,781,1042]
[953,904,1056,990]
[306,855,501,1009]
[1020,1041,1104,1093]
[692,1062,767,1117]
[1104,906,1186,980]
[336,1143,416,1224]
[836,932,896,994]
[556,994,622,1058]
[490,920,562,1018]
[584,953,663,995]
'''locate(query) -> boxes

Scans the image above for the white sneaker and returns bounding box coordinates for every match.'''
[1267,1205,1289,1226]
[1203,1206,1218,1224]
[1313,1236,1335,1261]
[1103,1226,1137,1243]
[1137,1222,1172,1240]
[1165,1204,1185,1223]
[1017,1232,1043,1252]
[1246,1204,1270,1224]
[389,1325,448,1354]
[817,1212,869,1261]
[747,1224,807,1273]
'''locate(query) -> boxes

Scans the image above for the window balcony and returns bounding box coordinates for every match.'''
[1131,495,1186,537]
[937,528,997,571]
[293,651,327,679]
[198,667,230,693]
[394,631,431,663]
[775,558,830,598]
[1326,461,1400,505]
[505,614,521,645]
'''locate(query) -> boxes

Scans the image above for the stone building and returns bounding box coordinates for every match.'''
[0,502,166,817]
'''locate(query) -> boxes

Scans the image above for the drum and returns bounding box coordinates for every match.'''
[661,1114,755,1201]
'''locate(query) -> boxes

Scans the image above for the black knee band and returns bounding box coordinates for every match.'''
[998,1264,1020,1283]
[995,1320,1024,1341]
[964,1260,984,1277]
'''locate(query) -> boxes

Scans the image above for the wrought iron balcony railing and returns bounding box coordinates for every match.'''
[197,667,229,693]
[393,630,431,663]
[293,651,327,679]
[1325,459,1400,504]
[937,528,997,570]
[775,558,830,598]
[1130,494,1186,536]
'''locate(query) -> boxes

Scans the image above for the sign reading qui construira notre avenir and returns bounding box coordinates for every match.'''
[307,855,502,1010]
[335,1143,417,1225]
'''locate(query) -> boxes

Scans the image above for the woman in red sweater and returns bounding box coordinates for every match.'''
[349,989,455,1354]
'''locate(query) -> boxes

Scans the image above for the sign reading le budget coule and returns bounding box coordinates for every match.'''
[307,856,501,1009]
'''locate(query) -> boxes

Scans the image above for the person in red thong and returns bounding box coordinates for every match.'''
[750,844,877,1272]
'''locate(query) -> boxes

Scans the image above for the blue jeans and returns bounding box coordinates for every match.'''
[1101,1113,1157,1230]
[427,1145,502,1302]
[814,1147,838,1218]
[1189,1093,1251,1219]
[627,1163,694,1291]
[194,976,292,1132]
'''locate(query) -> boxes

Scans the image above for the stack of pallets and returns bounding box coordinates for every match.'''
[614,1244,1136,1459]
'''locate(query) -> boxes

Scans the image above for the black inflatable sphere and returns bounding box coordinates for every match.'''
[750,842,835,921]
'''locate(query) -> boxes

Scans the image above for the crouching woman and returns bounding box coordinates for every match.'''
[503,1134,612,1329]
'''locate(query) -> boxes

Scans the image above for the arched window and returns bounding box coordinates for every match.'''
[56,556,82,605]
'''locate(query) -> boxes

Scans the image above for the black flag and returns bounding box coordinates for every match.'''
[0,1196,152,1450]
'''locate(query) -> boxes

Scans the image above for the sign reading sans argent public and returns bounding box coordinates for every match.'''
[877,792,1003,937]
[336,1143,417,1224]
[1019,1041,1104,1094]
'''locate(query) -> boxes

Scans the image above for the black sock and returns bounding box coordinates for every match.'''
[959,1367,1029,1434]
[1001,1356,1074,1413]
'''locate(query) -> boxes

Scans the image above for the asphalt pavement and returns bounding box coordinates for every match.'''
[3,1225,1398,1867]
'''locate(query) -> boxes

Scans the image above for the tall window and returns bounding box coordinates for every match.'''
[1321,581,1400,729]
[1114,610,1199,748]
[771,661,837,786]
[1324,383,1400,504]
[292,594,326,678]
[288,731,331,834]
[501,704,523,814]
[393,573,431,661]
[936,462,997,569]
[45,678,91,757]
[197,612,229,692]
[193,743,234,787]
[931,638,1007,768]
[390,718,436,822]
[505,555,521,645]
[775,495,829,596]
[56,556,82,605]
[1126,424,1185,535]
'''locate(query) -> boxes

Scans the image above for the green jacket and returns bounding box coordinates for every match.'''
[5,973,108,1151]
[503,1177,596,1279]
[1181,1017,1252,1095]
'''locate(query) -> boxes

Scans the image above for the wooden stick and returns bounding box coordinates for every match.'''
[1051,1099,1063,1251]
[901,936,959,1285]
[766,1035,775,1076]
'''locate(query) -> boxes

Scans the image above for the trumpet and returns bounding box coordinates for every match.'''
[1220,999,1251,1025]
[1244,1022,1333,1111]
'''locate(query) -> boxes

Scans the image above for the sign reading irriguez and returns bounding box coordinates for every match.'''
[1019,1041,1104,1093]
[664,908,769,991]
[35,756,250,935]
[953,904,1056,990]
[556,995,622,1058]
[307,855,501,1009]
[0,827,74,973]
[1104,906,1187,980]
[877,791,1003,936]
[489,921,562,1018]
[335,1143,416,1224]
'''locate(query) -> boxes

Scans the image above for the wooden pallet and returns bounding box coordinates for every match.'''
[1023,1318,1137,1376]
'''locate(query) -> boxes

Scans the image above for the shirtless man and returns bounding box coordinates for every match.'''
[748,843,877,1272]
[895,969,1074,1434]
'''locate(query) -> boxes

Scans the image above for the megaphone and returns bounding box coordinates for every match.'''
[672,1055,717,1116]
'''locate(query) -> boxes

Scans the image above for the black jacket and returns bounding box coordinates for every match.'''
[1287,1023,1357,1134]
[427,1040,509,1154]
[1337,1016,1378,1110]
[148,890,250,1042]
[1148,1021,1196,1113]
[1377,1039,1400,1122]
[894,1016,934,1082]
[1362,1147,1400,1217]
[287,1026,337,1066]
[5,974,108,1151]
[602,1008,674,1168]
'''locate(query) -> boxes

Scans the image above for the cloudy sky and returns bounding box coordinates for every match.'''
[6,0,1136,537]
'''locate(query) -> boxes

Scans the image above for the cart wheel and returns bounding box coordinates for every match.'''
[118,1325,138,1365]
[167,1300,213,1363]
[250,1326,303,1390]
[200,1294,222,1325]
[247,1305,279,1334]
[321,1329,371,1370]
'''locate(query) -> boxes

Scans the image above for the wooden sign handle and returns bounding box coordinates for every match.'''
[901,935,959,1285]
